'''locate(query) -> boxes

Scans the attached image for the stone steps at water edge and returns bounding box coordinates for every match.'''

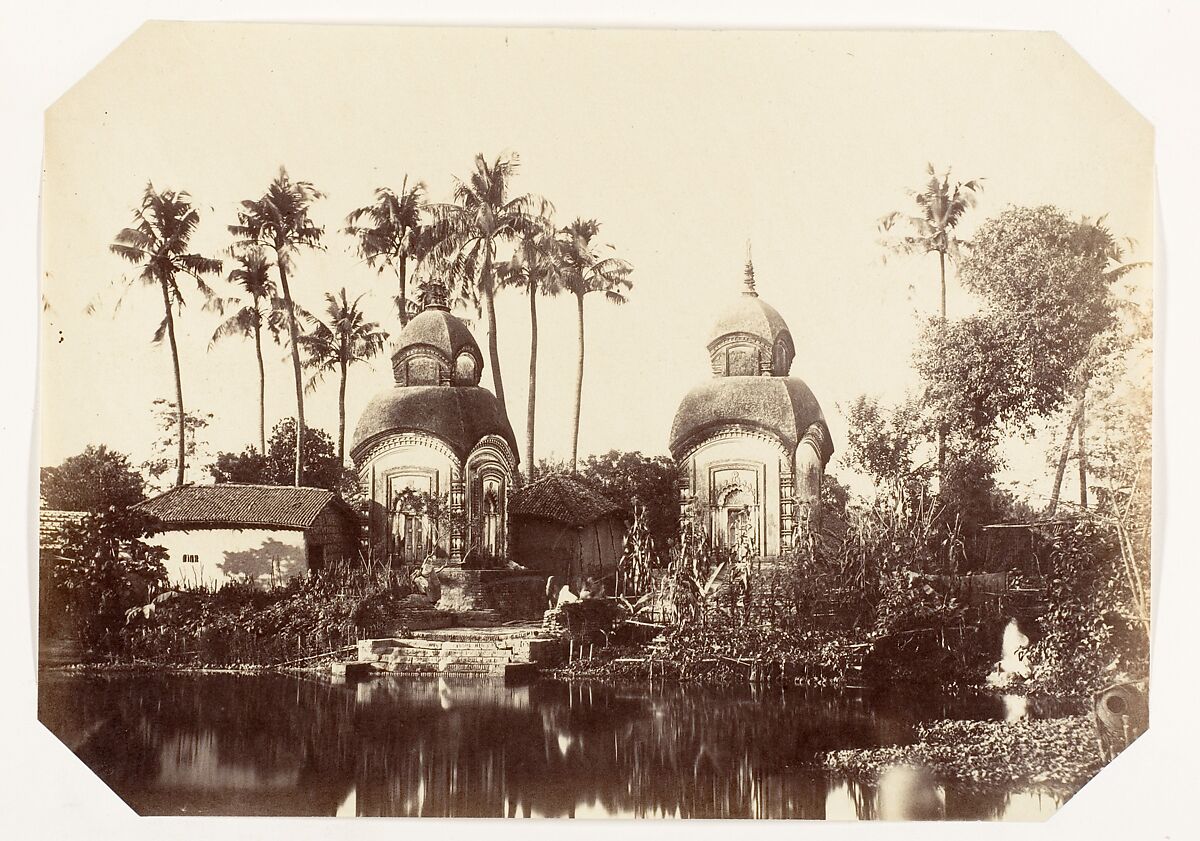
[347,630,564,677]
[410,627,548,642]
[380,648,514,665]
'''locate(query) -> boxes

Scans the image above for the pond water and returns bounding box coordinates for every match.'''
[38,672,1065,819]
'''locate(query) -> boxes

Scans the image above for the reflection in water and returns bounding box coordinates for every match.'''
[38,672,1064,819]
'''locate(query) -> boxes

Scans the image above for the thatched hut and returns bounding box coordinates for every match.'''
[509,474,626,580]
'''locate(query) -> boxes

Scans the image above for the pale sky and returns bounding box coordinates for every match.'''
[40,24,1153,498]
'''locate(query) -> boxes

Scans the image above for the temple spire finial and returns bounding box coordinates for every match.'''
[743,240,757,296]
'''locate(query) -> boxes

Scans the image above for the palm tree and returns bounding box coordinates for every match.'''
[110,183,222,487]
[297,289,388,464]
[229,167,325,485]
[879,164,983,478]
[879,164,983,320]
[209,248,280,455]
[496,226,565,481]
[345,177,428,327]
[430,152,550,415]
[559,218,633,473]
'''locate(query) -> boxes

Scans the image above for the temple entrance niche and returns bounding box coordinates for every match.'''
[466,460,508,565]
[387,470,438,563]
[711,466,763,555]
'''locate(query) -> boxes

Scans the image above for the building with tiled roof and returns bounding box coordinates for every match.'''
[350,281,518,566]
[39,508,86,553]
[670,254,834,557]
[133,484,360,589]
[509,474,626,580]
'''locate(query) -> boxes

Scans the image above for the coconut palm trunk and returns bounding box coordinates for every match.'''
[526,284,539,482]
[337,355,348,465]
[938,250,948,321]
[397,259,409,327]
[160,280,187,487]
[278,261,305,486]
[482,250,507,412]
[252,310,266,455]
[570,290,586,473]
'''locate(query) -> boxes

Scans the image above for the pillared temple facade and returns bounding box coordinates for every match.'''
[669,258,834,557]
[351,283,519,565]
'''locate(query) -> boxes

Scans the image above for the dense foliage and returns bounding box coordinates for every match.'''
[41,445,146,512]
[1025,518,1150,697]
[121,577,419,667]
[538,450,679,550]
[208,418,357,497]
[50,507,168,650]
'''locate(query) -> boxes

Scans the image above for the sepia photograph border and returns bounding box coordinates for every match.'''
[5,1,1197,839]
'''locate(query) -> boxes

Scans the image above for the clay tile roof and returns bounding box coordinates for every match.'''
[133,484,352,530]
[39,509,86,549]
[509,474,622,527]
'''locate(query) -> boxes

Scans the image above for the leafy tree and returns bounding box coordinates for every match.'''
[430,152,551,415]
[210,247,280,454]
[538,450,679,550]
[142,399,213,490]
[297,289,388,463]
[41,445,146,512]
[209,419,351,493]
[558,219,633,472]
[345,178,428,326]
[496,225,565,480]
[950,206,1138,514]
[207,448,270,484]
[265,418,343,489]
[230,167,326,485]
[1026,519,1149,696]
[842,394,932,508]
[52,507,168,649]
[109,184,223,487]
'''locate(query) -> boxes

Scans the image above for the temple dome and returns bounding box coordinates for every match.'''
[707,293,792,353]
[669,376,833,464]
[705,258,797,377]
[395,308,480,368]
[351,385,518,462]
[387,283,485,387]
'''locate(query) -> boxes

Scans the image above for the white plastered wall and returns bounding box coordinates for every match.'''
[149,528,307,590]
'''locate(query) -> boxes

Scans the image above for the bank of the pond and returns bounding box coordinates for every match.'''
[41,658,340,675]
[544,622,997,691]
[822,716,1102,796]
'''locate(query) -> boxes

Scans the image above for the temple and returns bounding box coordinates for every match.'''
[351,282,519,566]
[669,253,834,556]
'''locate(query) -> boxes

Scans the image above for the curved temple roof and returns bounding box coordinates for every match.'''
[707,293,793,355]
[669,376,833,464]
[351,385,518,462]
[392,307,482,369]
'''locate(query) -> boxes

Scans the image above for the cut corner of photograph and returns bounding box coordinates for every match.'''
[30,18,1157,826]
